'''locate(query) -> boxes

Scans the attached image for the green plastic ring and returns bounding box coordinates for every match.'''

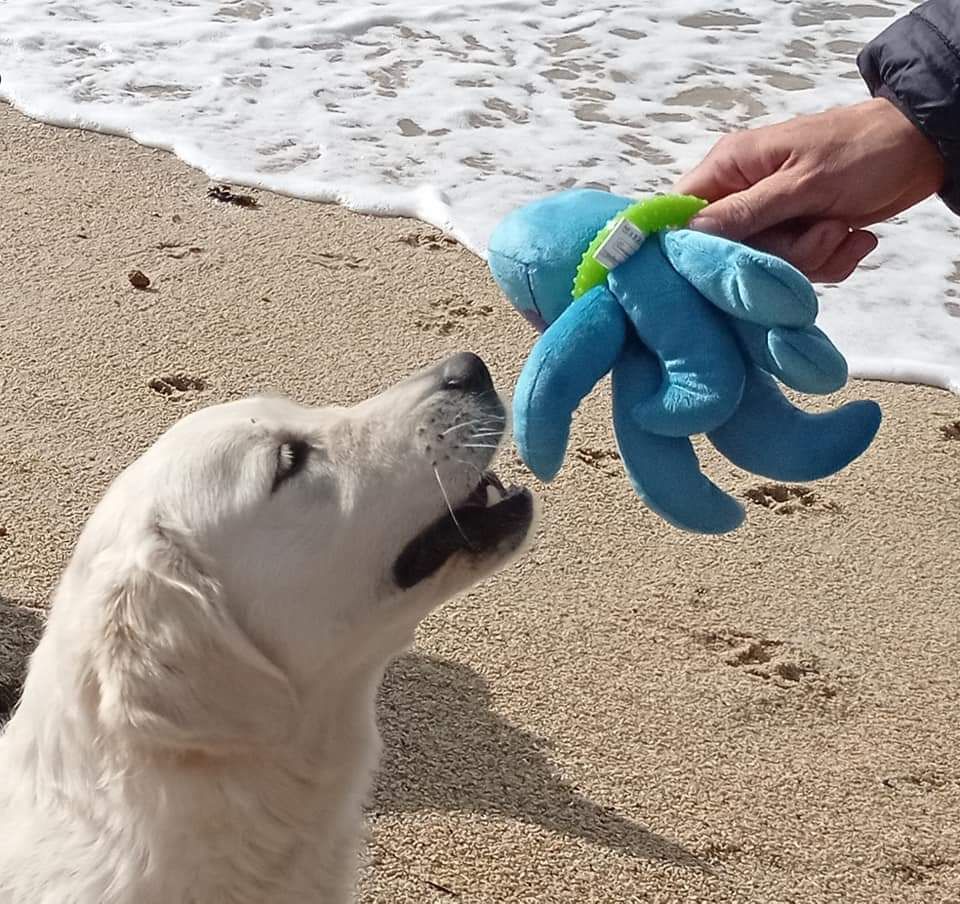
[572,194,708,299]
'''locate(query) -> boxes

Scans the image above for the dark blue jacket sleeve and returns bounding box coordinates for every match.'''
[858,0,960,214]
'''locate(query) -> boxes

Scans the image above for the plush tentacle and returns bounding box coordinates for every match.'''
[766,325,848,394]
[661,229,818,327]
[612,340,744,534]
[732,320,848,394]
[608,241,745,437]
[512,285,627,481]
[708,365,882,481]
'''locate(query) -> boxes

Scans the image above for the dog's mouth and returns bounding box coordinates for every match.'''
[393,470,534,589]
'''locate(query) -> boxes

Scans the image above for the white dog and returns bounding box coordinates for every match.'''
[0,353,535,904]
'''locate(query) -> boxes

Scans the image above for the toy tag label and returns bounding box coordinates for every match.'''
[594,217,645,270]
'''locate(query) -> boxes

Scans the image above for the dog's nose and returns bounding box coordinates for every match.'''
[439,352,494,395]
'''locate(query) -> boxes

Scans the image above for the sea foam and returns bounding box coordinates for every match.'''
[1,0,958,391]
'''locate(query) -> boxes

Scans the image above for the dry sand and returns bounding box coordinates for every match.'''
[1,101,959,903]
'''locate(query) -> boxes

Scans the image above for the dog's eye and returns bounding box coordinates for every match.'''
[272,439,309,492]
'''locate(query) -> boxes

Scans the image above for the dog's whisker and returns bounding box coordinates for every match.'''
[440,413,504,437]
[433,465,474,549]
[441,419,484,436]
[461,443,499,449]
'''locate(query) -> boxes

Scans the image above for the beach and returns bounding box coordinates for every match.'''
[1,102,959,902]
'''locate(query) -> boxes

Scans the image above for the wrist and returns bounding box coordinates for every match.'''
[867,96,946,191]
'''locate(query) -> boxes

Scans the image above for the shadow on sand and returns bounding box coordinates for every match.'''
[373,652,704,870]
[0,597,44,722]
[0,612,703,871]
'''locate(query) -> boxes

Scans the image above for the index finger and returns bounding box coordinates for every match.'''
[674,143,752,201]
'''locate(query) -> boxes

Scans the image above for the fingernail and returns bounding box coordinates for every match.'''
[689,216,721,234]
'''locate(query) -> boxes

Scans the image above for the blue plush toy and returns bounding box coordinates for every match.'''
[488,189,882,534]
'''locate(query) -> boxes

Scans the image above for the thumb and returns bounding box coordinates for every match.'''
[688,173,812,242]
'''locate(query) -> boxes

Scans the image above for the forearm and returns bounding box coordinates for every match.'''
[858,0,960,213]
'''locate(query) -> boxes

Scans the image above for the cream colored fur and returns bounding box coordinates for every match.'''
[0,360,533,904]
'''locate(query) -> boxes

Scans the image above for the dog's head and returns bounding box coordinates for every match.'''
[57,353,535,756]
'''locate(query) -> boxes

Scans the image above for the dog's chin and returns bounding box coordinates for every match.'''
[392,470,535,590]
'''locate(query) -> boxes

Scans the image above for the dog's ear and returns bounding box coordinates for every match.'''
[89,525,297,755]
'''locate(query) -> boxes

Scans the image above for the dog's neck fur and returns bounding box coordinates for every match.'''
[0,605,386,904]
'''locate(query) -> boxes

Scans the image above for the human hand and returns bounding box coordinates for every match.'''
[675,98,947,282]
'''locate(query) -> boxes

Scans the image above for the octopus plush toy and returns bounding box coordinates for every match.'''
[487,189,882,534]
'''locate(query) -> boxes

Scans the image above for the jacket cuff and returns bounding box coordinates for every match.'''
[858,2,960,215]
